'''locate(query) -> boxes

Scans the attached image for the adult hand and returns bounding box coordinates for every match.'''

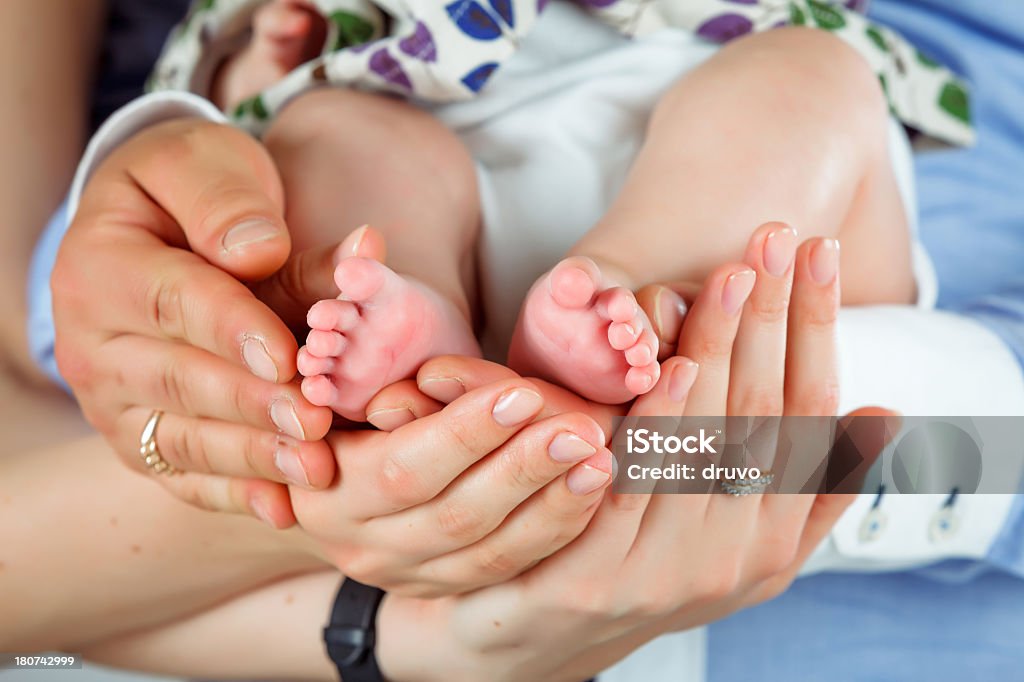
[375,224,898,682]
[52,118,343,527]
[289,375,616,597]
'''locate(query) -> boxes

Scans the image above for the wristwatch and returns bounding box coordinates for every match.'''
[324,578,387,682]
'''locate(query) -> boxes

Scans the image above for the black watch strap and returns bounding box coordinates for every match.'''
[324,578,387,682]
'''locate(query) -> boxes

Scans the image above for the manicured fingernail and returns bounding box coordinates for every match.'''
[241,335,278,382]
[420,376,466,403]
[668,359,699,402]
[654,288,687,342]
[348,224,369,256]
[809,239,840,285]
[549,432,597,463]
[270,398,305,440]
[492,388,544,427]
[722,269,756,315]
[366,406,415,431]
[763,225,798,277]
[251,497,276,527]
[567,464,611,495]
[222,219,280,253]
[274,438,310,486]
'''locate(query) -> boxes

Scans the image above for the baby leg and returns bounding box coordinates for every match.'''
[511,27,914,404]
[264,89,482,420]
[212,0,327,111]
[573,27,915,304]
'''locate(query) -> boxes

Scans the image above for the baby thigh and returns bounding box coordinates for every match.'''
[263,88,482,311]
[571,27,915,304]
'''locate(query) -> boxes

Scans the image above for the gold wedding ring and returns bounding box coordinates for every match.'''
[139,410,177,475]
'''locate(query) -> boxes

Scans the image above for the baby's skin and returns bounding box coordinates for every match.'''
[297,228,661,420]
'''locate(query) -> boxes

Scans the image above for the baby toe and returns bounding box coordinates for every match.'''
[608,321,641,351]
[624,329,658,367]
[334,257,387,302]
[547,257,599,309]
[301,374,339,408]
[305,329,347,358]
[307,299,359,332]
[297,347,336,377]
[596,287,638,323]
[625,363,660,396]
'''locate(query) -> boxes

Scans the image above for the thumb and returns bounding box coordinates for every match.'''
[253,225,388,331]
[118,119,291,281]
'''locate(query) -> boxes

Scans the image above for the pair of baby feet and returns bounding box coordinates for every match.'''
[298,227,661,420]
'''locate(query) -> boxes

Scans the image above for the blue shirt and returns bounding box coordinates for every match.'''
[708,3,1024,679]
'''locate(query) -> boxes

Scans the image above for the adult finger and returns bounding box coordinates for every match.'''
[334,379,547,517]
[728,223,798,416]
[785,238,841,416]
[97,335,331,440]
[677,264,755,416]
[108,118,291,280]
[372,411,608,560]
[636,284,690,361]
[159,472,298,529]
[417,450,613,595]
[53,234,302,384]
[115,407,336,488]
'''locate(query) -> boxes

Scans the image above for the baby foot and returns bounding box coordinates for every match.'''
[298,255,480,421]
[212,0,326,111]
[509,257,660,405]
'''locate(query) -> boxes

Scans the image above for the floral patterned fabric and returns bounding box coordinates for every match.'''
[149,0,974,145]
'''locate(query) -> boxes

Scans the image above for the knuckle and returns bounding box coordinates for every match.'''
[443,417,479,456]
[694,557,742,602]
[53,340,93,393]
[789,379,841,416]
[747,294,790,324]
[473,542,523,579]
[694,334,735,365]
[498,445,548,492]
[377,454,428,507]
[167,421,210,473]
[147,275,186,340]
[157,359,189,414]
[435,497,489,543]
[734,385,784,416]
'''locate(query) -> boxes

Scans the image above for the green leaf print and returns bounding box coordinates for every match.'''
[938,81,971,124]
[807,0,846,30]
[916,49,940,69]
[789,3,806,26]
[865,25,888,52]
[330,11,375,50]
[233,95,269,122]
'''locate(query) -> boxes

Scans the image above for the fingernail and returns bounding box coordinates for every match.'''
[549,432,597,463]
[722,269,756,315]
[348,224,369,256]
[492,388,544,428]
[270,398,306,440]
[654,288,687,342]
[567,464,611,496]
[274,438,310,487]
[763,225,799,277]
[222,219,281,253]
[241,335,278,382]
[251,497,276,527]
[420,376,466,403]
[668,359,699,402]
[809,239,840,286]
[366,406,415,431]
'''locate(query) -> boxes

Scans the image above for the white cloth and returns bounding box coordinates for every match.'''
[65,5,1024,681]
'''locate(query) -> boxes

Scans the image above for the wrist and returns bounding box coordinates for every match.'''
[377,595,471,682]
